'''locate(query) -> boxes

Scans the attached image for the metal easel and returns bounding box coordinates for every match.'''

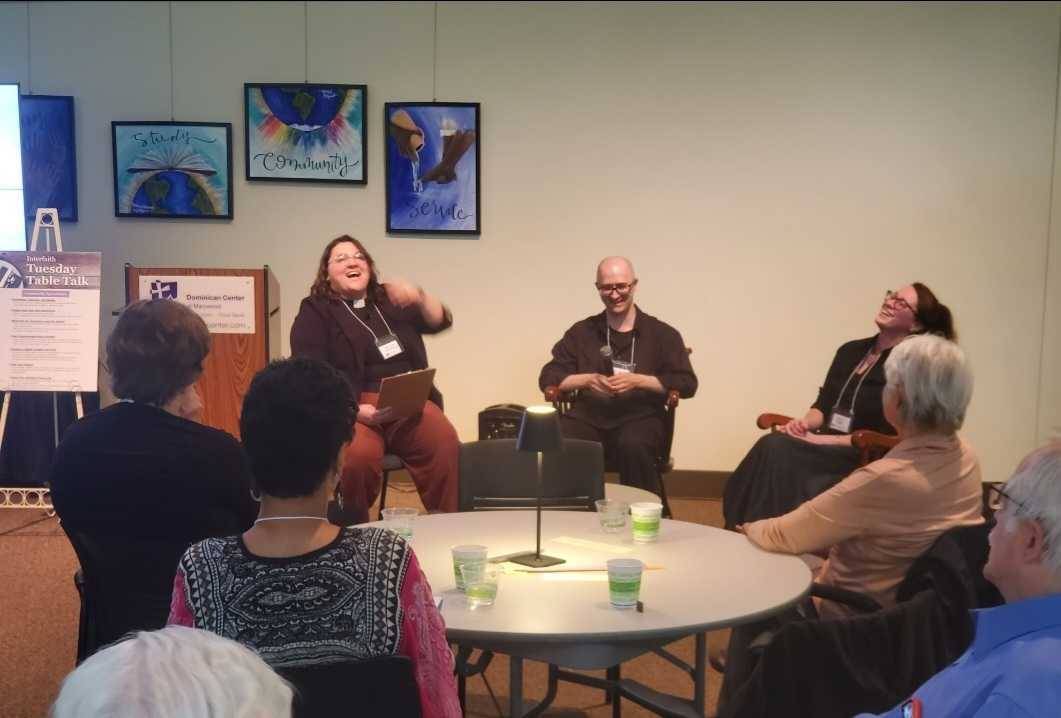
[0,208,81,510]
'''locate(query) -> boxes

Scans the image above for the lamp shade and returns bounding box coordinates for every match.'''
[516,405,562,453]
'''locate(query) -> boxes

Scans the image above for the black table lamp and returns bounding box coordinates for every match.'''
[509,405,565,568]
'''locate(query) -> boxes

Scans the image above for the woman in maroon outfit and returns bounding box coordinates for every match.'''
[290,235,459,523]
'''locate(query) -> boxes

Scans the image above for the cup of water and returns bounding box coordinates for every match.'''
[460,561,500,608]
[452,545,488,590]
[630,502,663,543]
[607,558,644,609]
[595,499,628,533]
[381,507,418,539]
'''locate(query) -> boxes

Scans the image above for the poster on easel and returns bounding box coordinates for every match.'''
[0,250,101,392]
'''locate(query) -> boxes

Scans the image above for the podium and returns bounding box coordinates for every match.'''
[124,265,280,438]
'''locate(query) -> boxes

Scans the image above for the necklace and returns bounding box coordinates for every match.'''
[254,516,328,524]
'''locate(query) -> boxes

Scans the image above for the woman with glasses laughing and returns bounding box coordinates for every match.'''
[290,235,459,524]
[724,282,956,531]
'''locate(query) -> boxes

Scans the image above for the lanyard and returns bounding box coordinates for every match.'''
[606,325,636,365]
[342,300,395,342]
[831,346,880,414]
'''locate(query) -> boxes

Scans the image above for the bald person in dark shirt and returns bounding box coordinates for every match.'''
[539,257,697,493]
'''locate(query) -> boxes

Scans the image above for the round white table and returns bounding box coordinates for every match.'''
[389,510,811,716]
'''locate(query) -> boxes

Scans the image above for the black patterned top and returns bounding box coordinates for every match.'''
[173,527,410,667]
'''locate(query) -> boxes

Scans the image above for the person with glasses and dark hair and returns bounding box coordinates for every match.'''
[169,358,460,718]
[290,235,458,523]
[723,282,957,531]
[856,441,1061,718]
[538,256,697,492]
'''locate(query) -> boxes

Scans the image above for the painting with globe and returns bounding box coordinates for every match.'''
[244,83,366,184]
[112,121,233,219]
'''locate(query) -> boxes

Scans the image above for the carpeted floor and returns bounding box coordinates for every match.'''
[0,484,728,717]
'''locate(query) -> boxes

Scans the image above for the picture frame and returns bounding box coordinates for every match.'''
[20,94,79,222]
[112,121,233,219]
[245,83,367,184]
[384,102,480,235]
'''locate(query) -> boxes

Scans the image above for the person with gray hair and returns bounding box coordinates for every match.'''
[720,334,984,706]
[856,442,1061,717]
[50,626,292,717]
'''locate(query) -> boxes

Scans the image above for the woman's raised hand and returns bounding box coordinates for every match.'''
[384,279,423,308]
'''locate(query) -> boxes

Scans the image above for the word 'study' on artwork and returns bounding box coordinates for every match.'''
[112,121,233,219]
[385,102,480,235]
[245,83,366,184]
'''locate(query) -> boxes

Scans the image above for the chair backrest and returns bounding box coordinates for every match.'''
[62,527,189,662]
[896,521,1003,609]
[277,656,421,718]
[458,438,604,512]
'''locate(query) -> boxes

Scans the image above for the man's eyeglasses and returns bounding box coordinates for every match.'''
[987,483,1027,514]
[596,280,637,295]
[330,253,366,265]
[883,290,914,314]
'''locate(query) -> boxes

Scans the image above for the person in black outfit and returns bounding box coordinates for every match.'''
[49,299,257,659]
[722,282,957,530]
[539,257,697,492]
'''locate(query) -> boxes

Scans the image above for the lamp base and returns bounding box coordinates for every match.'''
[507,552,566,568]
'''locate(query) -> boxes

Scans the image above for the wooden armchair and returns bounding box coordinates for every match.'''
[544,385,681,518]
[755,413,899,466]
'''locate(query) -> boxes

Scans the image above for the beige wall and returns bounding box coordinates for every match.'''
[1,1,1058,482]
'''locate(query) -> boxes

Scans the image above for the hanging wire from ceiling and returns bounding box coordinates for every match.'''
[25,2,32,94]
[432,1,438,101]
[168,1,175,120]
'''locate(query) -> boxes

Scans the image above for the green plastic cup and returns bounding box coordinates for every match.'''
[630,502,663,543]
[607,558,644,609]
[381,507,417,539]
[451,545,488,590]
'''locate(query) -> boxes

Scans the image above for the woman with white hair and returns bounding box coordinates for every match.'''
[740,334,984,619]
[719,335,985,710]
[50,626,292,717]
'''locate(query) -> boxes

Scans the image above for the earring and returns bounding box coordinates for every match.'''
[250,488,262,502]
[333,481,344,512]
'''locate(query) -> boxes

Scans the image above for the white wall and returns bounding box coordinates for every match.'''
[1,1,1058,483]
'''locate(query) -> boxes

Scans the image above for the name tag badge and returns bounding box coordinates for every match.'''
[376,334,404,360]
[827,410,853,433]
[611,360,635,375]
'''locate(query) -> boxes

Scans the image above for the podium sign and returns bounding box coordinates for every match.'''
[136,274,255,334]
[0,250,101,392]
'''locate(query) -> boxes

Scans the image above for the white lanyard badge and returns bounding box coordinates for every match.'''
[827,347,879,433]
[342,301,404,359]
[606,325,636,374]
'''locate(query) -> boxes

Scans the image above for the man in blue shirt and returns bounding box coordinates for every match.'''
[859,441,1061,718]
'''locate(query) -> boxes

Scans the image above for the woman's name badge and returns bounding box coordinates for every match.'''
[611,360,635,375]
[376,334,404,359]
[827,410,853,433]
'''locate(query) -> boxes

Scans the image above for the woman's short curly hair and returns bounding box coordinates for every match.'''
[239,358,356,498]
[106,299,210,406]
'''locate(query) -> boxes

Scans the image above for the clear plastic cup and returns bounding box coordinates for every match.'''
[460,561,500,608]
[380,507,418,539]
[630,502,663,543]
[607,558,644,609]
[451,545,488,590]
[595,499,628,533]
